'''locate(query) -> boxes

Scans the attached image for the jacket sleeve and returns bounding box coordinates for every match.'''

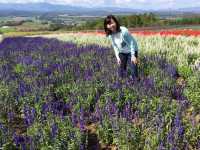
[123,27,138,57]
[109,36,120,60]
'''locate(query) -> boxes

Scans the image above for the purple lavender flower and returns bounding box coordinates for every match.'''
[174,114,181,127]
[79,107,85,132]
[143,77,155,90]
[51,123,58,139]
[7,112,14,122]
[41,103,49,113]
[21,56,33,66]
[167,129,175,145]
[23,106,36,127]
[158,140,164,150]
[13,133,31,148]
[84,68,93,80]
[95,104,103,124]
[80,143,85,150]
[71,112,78,127]
[197,139,200,149]
[178,126,184,138]
[21,143,27,150]
[0,122,7,134]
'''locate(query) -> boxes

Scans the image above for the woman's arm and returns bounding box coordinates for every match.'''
[109,36,120,61]
[122,27,138,58]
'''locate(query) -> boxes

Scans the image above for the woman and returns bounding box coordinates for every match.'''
[104,15,139,80]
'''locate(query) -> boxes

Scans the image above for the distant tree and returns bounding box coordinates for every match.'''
[48,23,63,31]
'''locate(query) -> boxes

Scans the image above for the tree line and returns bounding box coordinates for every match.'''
[1,13,200,32]
[57,13,200,31]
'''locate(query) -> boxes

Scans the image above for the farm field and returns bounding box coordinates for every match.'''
[0,31,200,149]
[1,24,200,37]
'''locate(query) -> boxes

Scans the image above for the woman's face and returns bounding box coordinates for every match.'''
[107,18,117,33]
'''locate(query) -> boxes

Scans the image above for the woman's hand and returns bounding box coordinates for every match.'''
[131,55,138,64]
[117,58,121,65]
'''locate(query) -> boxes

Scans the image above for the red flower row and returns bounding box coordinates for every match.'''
[131,29,200,37]
[71,29,200,37]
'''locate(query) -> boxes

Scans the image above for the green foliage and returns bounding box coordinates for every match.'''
[2,142,18,150]
[169,17,200,25]
[187,53,200,65]
[48,23,64,31]
[184,72,200,111]
[178,65,193,78]
[14,64,25,74]
[0,27,16,33]
[80,13,159,30]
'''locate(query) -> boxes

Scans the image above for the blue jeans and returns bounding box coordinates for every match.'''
[118,51,138,79]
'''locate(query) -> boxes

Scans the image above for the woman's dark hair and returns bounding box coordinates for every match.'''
[104,15,121,36]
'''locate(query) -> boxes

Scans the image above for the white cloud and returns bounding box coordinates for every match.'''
[0,0,199,9]
[0,0,106,7]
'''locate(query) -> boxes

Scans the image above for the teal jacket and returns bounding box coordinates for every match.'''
[108,26,138,60]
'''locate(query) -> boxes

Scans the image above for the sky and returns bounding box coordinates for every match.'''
[0,0,200,10]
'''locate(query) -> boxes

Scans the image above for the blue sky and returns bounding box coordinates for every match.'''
[1,0,200,10]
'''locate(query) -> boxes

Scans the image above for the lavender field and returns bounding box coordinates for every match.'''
[0,34,199,150]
